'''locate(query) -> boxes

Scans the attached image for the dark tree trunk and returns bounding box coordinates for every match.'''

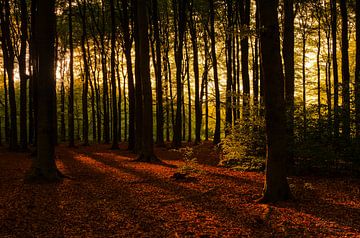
[240,0,250,116]
[101,1,110,144]
[356,0,360,140]
[1,0,18,150]
[134,0,159,162]
[28,0,62,181]
[151,0,164,147]
[120,0,135,151]
[331,0,339,139]
[302,31,307,139]
[19,0,28,151]
[210,0,221,145]
[340,0,350,142]
[110,0,118,149]
[79,0,89,146]
[172,0,187,148]
[257,0,292,203]
[68,0,75,147]
[225,0,233,134]
[283,0,294,167]
[189,0,201,144]
[3,68,9,144]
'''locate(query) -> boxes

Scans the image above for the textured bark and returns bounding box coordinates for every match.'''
[225,0,233,134]
[257,0,292,203]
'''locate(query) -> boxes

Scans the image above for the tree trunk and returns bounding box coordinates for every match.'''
[27,0,62,181]
[340,0,350,142]
[19,0,28,151]
[283,0,294,167]
[79,0,89,146]
[210,0,221,145]
[356,0,360,140]
[110,0,118,149]
[240,0,250,117]
[172,0,187,148]
[1,0,18,150]
[68,0,75,147]
[257,0,292,203]
[134,0,159,162]
[331,0,339,139]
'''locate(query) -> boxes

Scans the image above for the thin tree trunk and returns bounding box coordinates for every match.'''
[356,0,360,140]
[68,0,75,147]
[110,0,118,149]
[331,0,339,139]
[340,0,350,142]
[210,0,221,145]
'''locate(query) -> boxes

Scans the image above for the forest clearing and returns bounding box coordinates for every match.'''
[0,143,359,237]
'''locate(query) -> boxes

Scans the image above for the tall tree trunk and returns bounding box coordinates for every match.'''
[340,0,350,142]
[134,0,159,162]
[151,0,164,146]
[283,0,294,166]
[68,0,75,147]
[1,0,18,150]
[302,32,307,139]
[331,0,339,139]
[356,0,360,141]
[257,0,292,203]
[189,0,201,144]
[240,0,250,117]
[225,0,233,134]
[28,0,62,181]
[79,0,89,146]
[19,0,28,151]
[210,0,221,145]
[172,0,187,148]
[110,0,118,149]
[120,0,135,151]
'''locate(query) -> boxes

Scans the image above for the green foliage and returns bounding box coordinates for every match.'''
[219,112,266,172]
[175,147,201,174]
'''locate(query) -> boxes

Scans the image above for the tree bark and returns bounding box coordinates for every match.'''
[257,0,292,203]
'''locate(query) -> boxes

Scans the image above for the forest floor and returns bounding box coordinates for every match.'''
[0,142,359,238]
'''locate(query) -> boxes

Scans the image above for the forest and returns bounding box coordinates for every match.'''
[0,0,359,236]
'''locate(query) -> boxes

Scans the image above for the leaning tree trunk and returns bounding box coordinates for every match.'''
[257,0,292,203]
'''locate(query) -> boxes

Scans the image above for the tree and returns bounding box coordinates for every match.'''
[27,0,62,181]
[0,0,17,150]
[210,0,221,145]
[68,0,75,147]
[110,0,119,149]
[257,0,292,203]
[331,0,339,139]
[172,0,187,148]
[19,0,28,151]
[134,0,159,162]
[340,0,350,142]
[356,0,360,141]
[283,0,294,168]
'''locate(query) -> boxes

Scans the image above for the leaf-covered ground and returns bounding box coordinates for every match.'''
[0,143,359,237]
